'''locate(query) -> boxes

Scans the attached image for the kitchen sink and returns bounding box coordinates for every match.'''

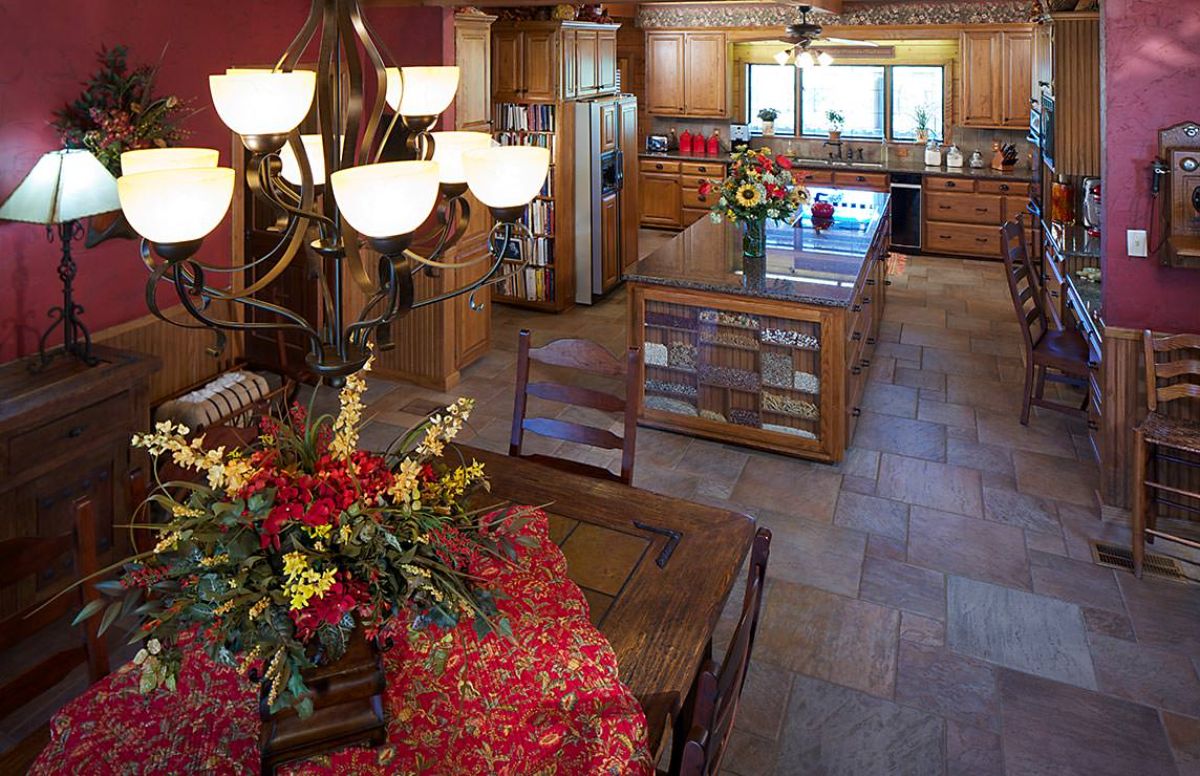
[792,158,886,170]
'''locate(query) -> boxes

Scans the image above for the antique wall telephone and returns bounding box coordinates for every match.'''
[1151,122,1200,267]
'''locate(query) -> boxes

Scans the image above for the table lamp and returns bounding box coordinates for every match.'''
[0,149,121,369]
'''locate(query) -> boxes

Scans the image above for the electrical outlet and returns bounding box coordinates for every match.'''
[1127,229,1149,258]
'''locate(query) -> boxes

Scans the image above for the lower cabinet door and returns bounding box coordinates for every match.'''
[600,192,620,292]
[640,173,681,228]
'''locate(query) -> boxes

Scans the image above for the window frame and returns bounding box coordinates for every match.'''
[742,61,947,143]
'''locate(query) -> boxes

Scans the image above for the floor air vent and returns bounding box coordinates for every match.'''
[1091,541,1194,583]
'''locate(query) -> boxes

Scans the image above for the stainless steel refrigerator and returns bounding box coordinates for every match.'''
[573,94,638,304]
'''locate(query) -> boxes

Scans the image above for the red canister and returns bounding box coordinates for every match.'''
[678,129,692,155]
[706,130,721,156]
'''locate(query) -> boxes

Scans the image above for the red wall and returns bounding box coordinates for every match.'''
[0,0,450,364]
[1101,0,1200,332]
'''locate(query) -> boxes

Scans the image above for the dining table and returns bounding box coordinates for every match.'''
[28,440,756,773]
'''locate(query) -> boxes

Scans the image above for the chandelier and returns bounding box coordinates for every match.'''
[115,0,549,379]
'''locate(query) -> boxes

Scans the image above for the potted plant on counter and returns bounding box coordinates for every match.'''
[757,107,779,136]
[913,104,934,143]
[697,148,808,260]
[825,109,845,142]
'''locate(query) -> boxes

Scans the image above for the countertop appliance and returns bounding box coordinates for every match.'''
[646,134,669,153]
[1082,177,1101,230]
[575,95,638,304]
[730,123,751,153]
[890,172,923,252]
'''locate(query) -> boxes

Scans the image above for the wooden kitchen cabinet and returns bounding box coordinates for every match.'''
[521,28,558,102]
[960,27,1034,129]
[575,28,599,97]
[600,192,620,292]
[619,100,640,272]
[923,176,1035,260]
[494,21,618,103]
[454,13,496,132]
[639,159,726,229]
[640,171,682,228]
[646,31,727,117]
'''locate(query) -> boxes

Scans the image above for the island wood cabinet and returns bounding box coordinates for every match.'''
[646,31,728,118]
[960,27,1033,129]
[493,21,618,104]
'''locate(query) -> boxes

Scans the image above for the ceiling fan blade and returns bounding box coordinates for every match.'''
[821,37,880,46]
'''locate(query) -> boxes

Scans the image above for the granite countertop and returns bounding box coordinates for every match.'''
[639,151,1035,182]
[1046,221,1102,260]
[624,187,890,308]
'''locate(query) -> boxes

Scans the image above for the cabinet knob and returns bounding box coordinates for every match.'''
[851,367,862,375]
[939,234,953,239]
[856,175,866,182]
[884,279,892,286]
[938,205,951,210]
[945,181,957,188]
[698,195,706,202]
[975,207,989,213]
[1000,184,1010,191]
[68,425,85,438]
[852,304,862,312]
[852,331,862,341]
[860,359,871,368]
[655,163,663,170]
[852,407,862,417]
[865,278,876,286]
[866,336,877,345]
[975,237,989,243]
[697,166,707,172]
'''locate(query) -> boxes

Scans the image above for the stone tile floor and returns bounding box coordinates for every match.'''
[341,241,1200,775]
[4,238,1199,776]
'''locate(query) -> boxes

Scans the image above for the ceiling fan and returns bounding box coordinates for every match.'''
[771,4,878,67]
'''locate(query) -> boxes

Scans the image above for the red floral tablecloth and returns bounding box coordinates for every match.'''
[31,510,653,775]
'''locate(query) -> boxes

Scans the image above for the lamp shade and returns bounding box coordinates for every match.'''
[462,146,550,209]
[209,69,316,136]
[817,51,834,67]
[796,51,815,68]
[118,167,235,244]
[330,161,439,238]
[121,148,220,176]
[385,67,460,116]
[431,132,494,185]
[278,134,342,185]
[0,149,120,224]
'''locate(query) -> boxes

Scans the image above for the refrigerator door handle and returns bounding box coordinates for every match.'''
[614,149,624,192]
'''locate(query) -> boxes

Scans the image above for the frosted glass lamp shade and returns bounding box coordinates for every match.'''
[773,49,791,66]
[385,67,460,116]
[817,51,834,67]
[431,132,494,185]
[209,70,316,136]
[120,148,219,176]
[330,161,439,238]
[117,168,235,244]
[278,134,341,185]
[0,149,120,224]
[462,146,550,210]
[796,51,815,68]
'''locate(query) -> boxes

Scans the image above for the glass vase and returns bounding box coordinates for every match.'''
[742,218,766,260]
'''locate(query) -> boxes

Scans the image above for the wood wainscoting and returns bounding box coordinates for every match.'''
[1100,326,1200,539]
[94,305,241,405]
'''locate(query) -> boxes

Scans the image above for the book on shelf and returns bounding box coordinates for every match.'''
[521,199,554,236]
[493,103,557,133]
[496,266,555,303]
[493,131,556,157]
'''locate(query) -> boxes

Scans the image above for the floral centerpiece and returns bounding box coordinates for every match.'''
[697,148,808,260]
[73,358,528,718]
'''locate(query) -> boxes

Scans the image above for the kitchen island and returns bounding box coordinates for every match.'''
[625,188,891,462]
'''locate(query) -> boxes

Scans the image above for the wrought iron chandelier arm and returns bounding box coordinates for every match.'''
[249,153,336,232]
[410,224,523,310]
[345,253,414,345]
[400,194,471,273]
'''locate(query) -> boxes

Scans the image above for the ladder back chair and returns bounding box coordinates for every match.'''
[1132,329,1200,577]
[0,495,110,722]
[510,329,640,484]
[1000,219,1091,425]
[674,528,771,776]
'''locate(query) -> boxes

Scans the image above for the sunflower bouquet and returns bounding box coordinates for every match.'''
[72,358,531,717]
[698,147,808,227]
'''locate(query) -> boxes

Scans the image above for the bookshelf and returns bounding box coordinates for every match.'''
[491,101,575,311]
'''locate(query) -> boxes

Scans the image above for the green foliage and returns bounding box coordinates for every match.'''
[757,107,779,122]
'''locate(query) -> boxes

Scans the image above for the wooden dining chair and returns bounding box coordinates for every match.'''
[0,495,110,721]
[510,329,640,484]
[1000,220,1090,425]
[671,527,772,776]
[1131,329,1200,577]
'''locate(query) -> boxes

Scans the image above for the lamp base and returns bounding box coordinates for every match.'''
[29,221,98,373]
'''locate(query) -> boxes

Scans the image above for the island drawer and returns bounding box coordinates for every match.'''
[834,171,889,192]
[925,221,1001,257]
[924,176,975,192]
[641,159,681,174]
[681,161,725,177]
[796,168,835,185]
[926,192,1003,225]
[978,180,1030,197]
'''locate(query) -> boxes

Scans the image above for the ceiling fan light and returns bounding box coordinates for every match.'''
[774,49,792,66]
[462,146,550,211]
[118,167,235,244]
[431,131,495,185]
[796,51,815,68]
[209,70,316,137]
[385,66,460,117]
[120,148,220,176]
[330,160,440,238]
[817,51,834,66]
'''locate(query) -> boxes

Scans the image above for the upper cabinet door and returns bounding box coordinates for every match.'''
[597,30,618,94]
[646,32,685,115]
[960,30,1001,127]
[683,33,727,118]
[492,29,523,101]
[561,28,578,101]
[1001,30,1033,127]
[455,16,494,132]
[576,29,599,97]
[522,28,558,102]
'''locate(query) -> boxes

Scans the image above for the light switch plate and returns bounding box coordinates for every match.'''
[1128,229,1149,258]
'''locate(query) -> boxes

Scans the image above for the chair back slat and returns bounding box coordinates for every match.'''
[510,330,640,484]
[677,527,772,775]
[1001,220,1047,358]
[525,381,627,413]
[528,337,626,377]
[1143,329,1200,413]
